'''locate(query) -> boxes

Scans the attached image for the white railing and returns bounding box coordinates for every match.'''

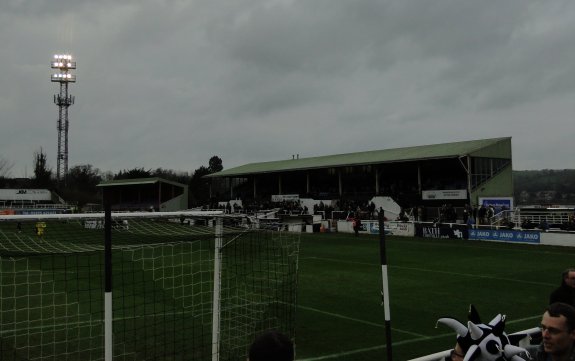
[407,327,541,361]
[514,208,573,225]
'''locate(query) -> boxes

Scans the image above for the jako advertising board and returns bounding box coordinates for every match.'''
[468,229,540,244]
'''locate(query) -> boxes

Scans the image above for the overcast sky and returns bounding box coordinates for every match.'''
[1,0,574,178]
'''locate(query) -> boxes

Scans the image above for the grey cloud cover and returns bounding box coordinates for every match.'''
[1,0,574,177]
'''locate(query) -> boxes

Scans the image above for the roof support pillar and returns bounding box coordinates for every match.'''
[375,167,380,194]
[417,163,422,195]
[468,156,473,204]
[338,170,342,197]
[278,175,282,195]
[459,155,473,205]
[253,177,257,198]
[306,172,310,194]
[158,183,161,211]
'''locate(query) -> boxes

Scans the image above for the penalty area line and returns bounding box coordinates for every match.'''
[302,256,555,287]
[296,332,453,361]
[297,304,427,338]
[296,313,542,361]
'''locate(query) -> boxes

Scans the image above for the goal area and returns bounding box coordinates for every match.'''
[0,211,300,361]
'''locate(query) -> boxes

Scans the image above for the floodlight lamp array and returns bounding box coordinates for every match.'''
[51,54,76,82]
[51,73,76,82]
[51,61,76,69]
[51,54,76,70]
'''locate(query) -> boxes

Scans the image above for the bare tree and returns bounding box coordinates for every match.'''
[0,157,14,177]
[33,149,53,188]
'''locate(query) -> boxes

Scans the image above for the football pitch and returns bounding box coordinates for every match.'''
[1,219,572,360]
[0,218,298,361]
[294,232,571,361]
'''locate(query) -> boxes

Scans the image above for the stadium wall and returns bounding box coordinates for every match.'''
[328,220,572,245]
[336,220,415,236]
[540,232,575,247]
[470,166,514,204]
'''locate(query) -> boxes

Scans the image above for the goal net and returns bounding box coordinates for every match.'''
[0,212,300,361]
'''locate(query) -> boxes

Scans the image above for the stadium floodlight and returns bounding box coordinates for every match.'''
[50,73,76,82]
[51,54,76,70]
[51,53,76,184]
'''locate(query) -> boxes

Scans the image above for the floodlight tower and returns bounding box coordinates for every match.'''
[51,54,76,183]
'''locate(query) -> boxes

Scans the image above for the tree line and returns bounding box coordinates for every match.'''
[0,151,223,209]
[514,169,575,205]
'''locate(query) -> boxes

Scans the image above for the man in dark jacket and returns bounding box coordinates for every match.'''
[531,302,575,361]
[550,269,575,306]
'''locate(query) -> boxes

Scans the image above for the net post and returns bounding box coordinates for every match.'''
[378,211,393,361]
[104,204,113,361]
[211,217,223,361]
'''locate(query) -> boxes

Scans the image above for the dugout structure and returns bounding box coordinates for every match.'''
[0,212,300,361]
[97,177,188,212]
[206,137,513,208]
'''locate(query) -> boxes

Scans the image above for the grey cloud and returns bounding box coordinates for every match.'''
[1,0,574,177]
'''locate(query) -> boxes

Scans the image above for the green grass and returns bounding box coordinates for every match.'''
[1,219,573,360]
[0,218,297,361]
[294,232,571,360]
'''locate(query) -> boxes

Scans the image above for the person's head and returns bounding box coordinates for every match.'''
[450,342,465,361]
[248,330,294,361]
[561,269,575,288]
[540,303,575,357]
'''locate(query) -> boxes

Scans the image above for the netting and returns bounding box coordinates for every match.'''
[0,213,300,361]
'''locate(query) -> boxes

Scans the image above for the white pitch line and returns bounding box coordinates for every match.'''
[296,314,542,361]
[297,304,427,338]
[296,332,453,361]
[0,310,199,336]
[301,256,555,287]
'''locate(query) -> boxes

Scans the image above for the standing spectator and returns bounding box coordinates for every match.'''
[353,216,362,237]
[248,330,294,361]
[478,205,487,225]
[550,269,575,306]
[368,202,376,219]
[462,205,470,224]
[487,205,495,223]
[472,205,479,225]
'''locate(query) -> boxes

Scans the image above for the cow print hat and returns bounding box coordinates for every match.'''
[436,305,530,361]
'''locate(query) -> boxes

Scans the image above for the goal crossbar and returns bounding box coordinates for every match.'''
[0,210,224,222]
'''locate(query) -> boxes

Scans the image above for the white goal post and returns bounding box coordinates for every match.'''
[0,210,300,361]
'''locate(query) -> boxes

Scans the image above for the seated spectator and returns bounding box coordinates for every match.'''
[522,219,536,229]
[248,330,294,361]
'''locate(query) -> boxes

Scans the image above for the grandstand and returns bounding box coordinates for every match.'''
[206,137,513,217]
[97,177,188,212]
[0,188,70,214]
